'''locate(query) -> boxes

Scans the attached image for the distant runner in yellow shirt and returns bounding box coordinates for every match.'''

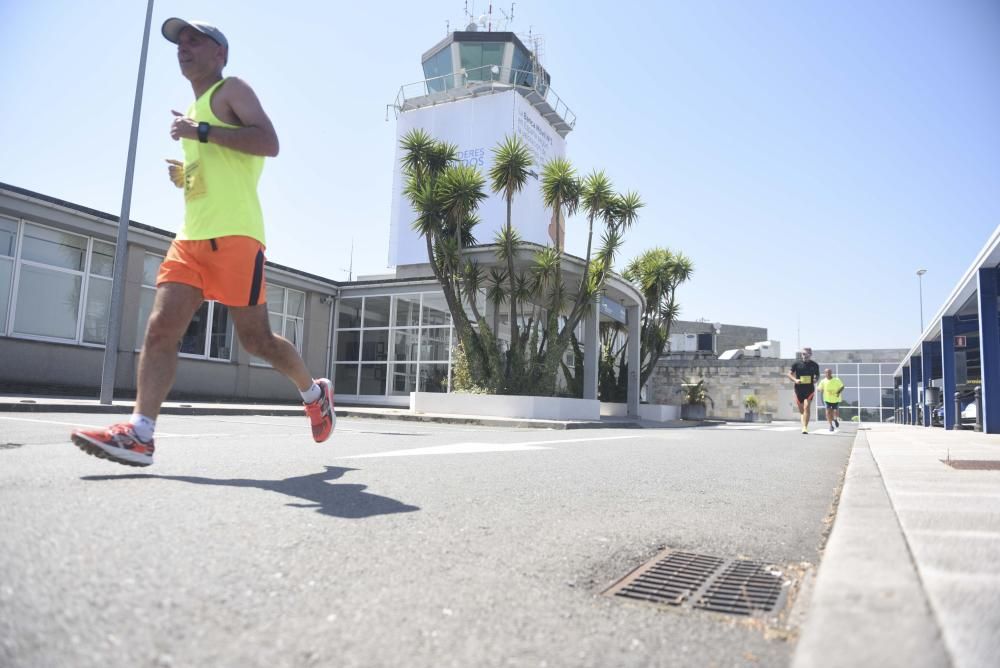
[817,368,845,432]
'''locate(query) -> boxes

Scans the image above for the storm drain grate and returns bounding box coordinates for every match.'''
[942,459,1000,471]
[606,548,788,616]
[693,559,784,615]
[607,550,725,606]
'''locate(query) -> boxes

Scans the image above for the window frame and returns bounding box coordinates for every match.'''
[2,218,115,348]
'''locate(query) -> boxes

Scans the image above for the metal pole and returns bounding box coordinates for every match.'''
[916,268,927,333]
[99,0,155,404]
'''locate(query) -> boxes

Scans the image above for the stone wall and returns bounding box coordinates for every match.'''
[650,358,801,421]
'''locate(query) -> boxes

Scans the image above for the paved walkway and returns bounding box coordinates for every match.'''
[794,423,1000,668]
[3,395,997,665]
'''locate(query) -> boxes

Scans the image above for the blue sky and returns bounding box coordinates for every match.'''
[2,0,998,351]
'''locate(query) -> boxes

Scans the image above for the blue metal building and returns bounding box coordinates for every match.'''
[896,227,1000,432]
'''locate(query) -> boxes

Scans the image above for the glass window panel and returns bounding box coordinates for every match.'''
[363,296,391,328]
[860,408,881,422]
[393,328,419,363]
[838,364,858,374]
[858,364,879,374]
[142,254,162,286]
[390,363,418,395]
[460,42,504,80]
[286,289,305,318]
[419,363,449,393]
[881,409,895,422]
[881,375,896,388]
[284,317,303,350]
[336,330,360,361]
[180,302,209,355]
[89,241,115,278]
[334,363,359,395]
[420,327,451,362]
[859,388,881,407]
[0,258,12,332]
[359,363,387,395]
[136,288,155,341]
[422,47,454,92]
[210,303,232,360]
[395,294,421,327]
[422,292,450,326]
[337,298,361,328]
[881,363,899,373]
[22,224,87,271]
[858,374,880,387]
[839,407,858,420]
[265,285,285,314]
[0,217,16,257]
[511,46,533,86]
[83,277,111,344]
[841,388,859,406]
[13,265,81,339]
[362,329,389,361]
[881,389,895,408]
[839,374,858,388]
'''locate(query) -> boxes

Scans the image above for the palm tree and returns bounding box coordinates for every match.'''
[623,247,694,388]
[489,135,533,381]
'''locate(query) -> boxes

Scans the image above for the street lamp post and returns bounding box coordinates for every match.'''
[99,0,155,404]
[916,269,927,333]
[713,322,721,356]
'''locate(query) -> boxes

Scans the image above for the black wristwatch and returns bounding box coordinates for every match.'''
[197,122,211,143]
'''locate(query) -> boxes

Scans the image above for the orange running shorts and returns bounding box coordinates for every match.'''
[156,236,267,307]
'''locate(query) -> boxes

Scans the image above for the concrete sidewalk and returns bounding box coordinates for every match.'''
[794,424,1000,668]
[0,394,692,430]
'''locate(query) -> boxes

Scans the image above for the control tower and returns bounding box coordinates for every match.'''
[387,25,576,266]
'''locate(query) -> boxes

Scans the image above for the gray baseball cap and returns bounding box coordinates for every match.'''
[161,18,228,49]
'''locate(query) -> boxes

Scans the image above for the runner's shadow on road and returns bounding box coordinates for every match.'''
[81,466,419,519]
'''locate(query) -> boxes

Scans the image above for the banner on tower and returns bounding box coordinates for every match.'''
[388,89,567,267]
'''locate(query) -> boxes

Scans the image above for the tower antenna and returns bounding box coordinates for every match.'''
[499,3,515,30]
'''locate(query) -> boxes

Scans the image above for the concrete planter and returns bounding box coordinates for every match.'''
[411,392,600,421]
[600,402,681,422]
[681,403,707,420]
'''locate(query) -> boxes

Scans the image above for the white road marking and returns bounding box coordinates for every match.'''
[342,434,643,459]
[0,415,187,437]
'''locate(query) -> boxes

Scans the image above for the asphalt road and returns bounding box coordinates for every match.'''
[0,414,854,668]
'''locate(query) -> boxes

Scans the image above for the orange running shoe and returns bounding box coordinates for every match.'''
[304,378,336,443]
[71,423,155,467]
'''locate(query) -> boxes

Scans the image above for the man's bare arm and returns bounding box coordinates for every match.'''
[169,78,279,157]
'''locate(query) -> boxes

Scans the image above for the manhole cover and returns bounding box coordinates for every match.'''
[606,550,725,606]
[606,548,788,616]
[942,459,1000,470]
[693,559,784,615]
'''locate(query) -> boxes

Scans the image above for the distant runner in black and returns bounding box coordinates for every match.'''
[787,347,820,434]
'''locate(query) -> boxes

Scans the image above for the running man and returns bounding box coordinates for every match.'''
[817,368,845,432]
[71,19,334,466]
[788,347,821,434]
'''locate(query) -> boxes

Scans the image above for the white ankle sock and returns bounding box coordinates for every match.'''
[129,413,155,442]
[300,382,321,404]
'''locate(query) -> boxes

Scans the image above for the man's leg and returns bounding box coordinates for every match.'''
[802,397,811,431]
[71,282,203,466]
[230,304,312,390]
[135,282,206,419]
[230,304,335,443]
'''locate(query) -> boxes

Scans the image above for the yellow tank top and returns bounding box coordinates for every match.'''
[179,78,266,245]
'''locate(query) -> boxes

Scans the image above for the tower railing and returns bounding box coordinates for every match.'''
[389,65,576,137]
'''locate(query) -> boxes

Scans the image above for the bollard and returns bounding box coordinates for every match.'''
[954,391,962,431]
[974,387,983,432]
